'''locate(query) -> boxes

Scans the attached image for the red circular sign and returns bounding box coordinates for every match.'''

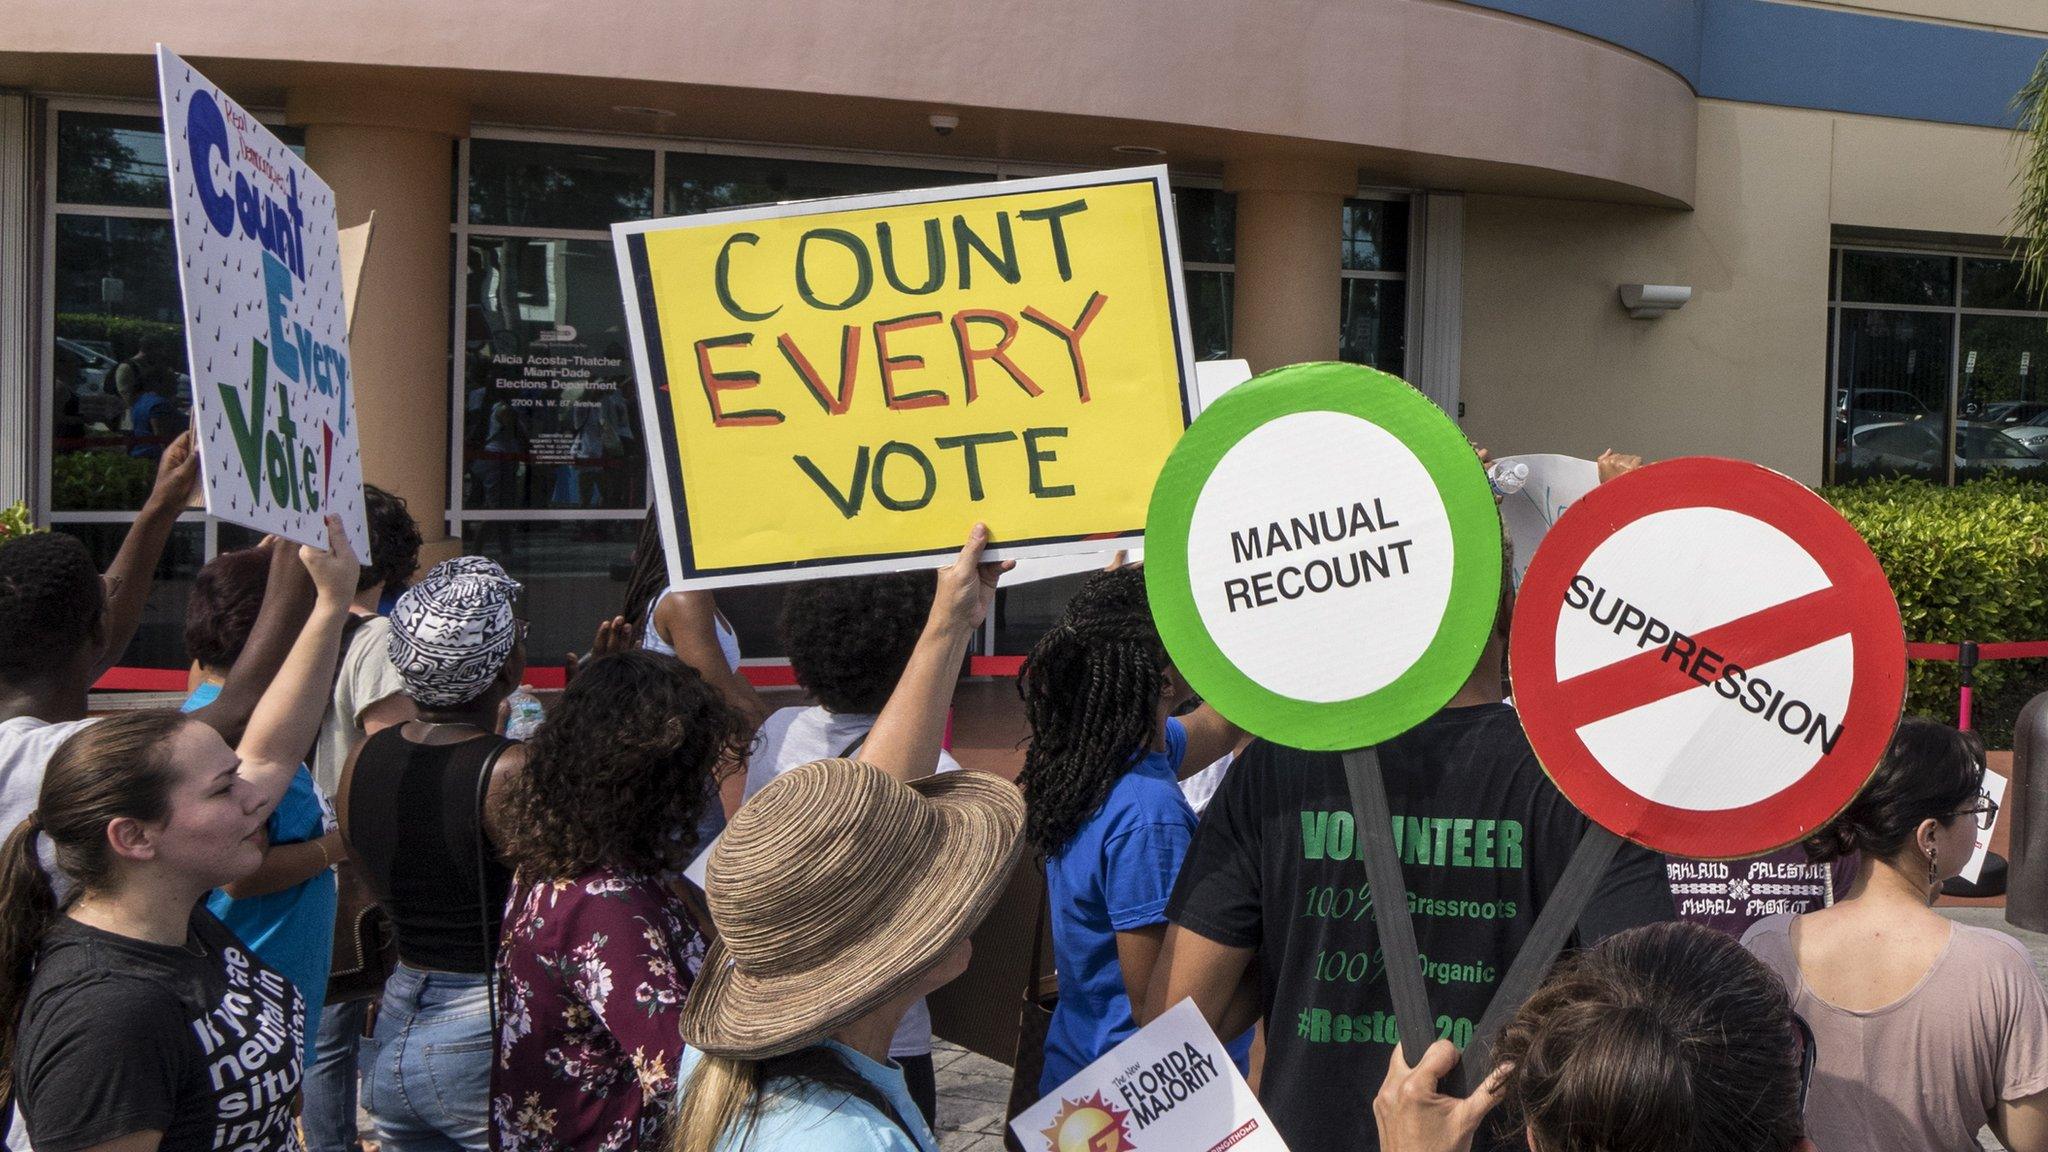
[1511,457,1905,859]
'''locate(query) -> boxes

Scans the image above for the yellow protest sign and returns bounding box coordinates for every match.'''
[613,166,1193,588]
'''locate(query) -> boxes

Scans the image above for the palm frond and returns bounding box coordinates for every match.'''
[2011,49,2048,307]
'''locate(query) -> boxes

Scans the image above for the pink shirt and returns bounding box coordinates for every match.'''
[1744,913,2048,1151]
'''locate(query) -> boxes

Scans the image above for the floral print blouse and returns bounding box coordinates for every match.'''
[492,869,707,1152]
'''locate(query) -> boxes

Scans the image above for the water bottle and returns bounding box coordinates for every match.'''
[1488,459,1529,498]
[504,686,546,741]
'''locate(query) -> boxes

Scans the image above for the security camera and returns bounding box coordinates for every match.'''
[929,113,959,137]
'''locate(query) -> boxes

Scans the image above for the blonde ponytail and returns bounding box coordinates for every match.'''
[670,1054,762,1152]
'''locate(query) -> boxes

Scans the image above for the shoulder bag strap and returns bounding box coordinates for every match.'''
[835,729,873,760]
[475,738,509,1050]
[1027,877,1051,998]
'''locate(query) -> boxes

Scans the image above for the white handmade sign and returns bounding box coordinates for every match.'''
[158,46,369,557]
[1512,458,1907,859]
[1497,454,1599,589]
[1961,769,2008,885]
[1011,998,1287,1152]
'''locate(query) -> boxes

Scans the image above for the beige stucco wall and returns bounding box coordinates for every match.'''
[0,0,1696,206]
[1458,100,2023,485]
[1813,0,2048,35]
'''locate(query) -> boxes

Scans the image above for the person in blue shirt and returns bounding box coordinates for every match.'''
[1017,565,1250,1093]
[181,543,341,1064]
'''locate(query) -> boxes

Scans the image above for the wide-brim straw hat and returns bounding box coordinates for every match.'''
[681,757,1026,1059]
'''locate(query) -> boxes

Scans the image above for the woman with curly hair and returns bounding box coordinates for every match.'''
[1018,565,1247,1094]
[490,649,750,1152]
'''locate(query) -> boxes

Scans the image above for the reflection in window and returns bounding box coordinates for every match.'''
[465,237,642,511]
[1175,188,1236,265]
[1340,279,1407,373]
[1839,250,1954,307]
[1829,246,2048,484]
[469,139,654,229]
[1339,199,1410,375]
[461,520,642,662]
[52,521,204,667]
[1342,199,1409,273]
[1185,269,1234,361]
[52,216,192,508]
[56,113,171,208]
[666,153,983,216]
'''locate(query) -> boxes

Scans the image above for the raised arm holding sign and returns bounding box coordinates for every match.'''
[157,47,370,558]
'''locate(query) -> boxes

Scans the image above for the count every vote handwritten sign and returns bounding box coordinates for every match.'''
[613,166,1194,588]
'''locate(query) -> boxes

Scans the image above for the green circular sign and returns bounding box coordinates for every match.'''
[1145,362,1501,751]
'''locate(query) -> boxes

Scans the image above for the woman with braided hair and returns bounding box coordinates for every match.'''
[1019,565,1249,1093]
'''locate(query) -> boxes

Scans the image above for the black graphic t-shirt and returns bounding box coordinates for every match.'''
[17,908,305,1152]
[1165,703,1675,1152]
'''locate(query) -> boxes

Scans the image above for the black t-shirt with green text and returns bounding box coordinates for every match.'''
[1165,703,1675,1152]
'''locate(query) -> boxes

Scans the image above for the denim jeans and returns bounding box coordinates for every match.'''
[302,999,368,1152]
[360,965,492,1152]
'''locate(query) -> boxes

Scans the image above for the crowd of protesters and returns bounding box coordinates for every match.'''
[0,428,2045,1152]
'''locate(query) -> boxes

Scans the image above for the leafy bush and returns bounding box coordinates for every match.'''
[0,501,39,545]
[55,314,180,361]
[51,451,155,512]
[1824,477,2048,747]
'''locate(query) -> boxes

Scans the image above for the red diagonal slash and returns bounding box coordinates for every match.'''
[1553,583,1857,731]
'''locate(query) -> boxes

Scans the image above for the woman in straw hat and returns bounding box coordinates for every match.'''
[669,527,1021,1152]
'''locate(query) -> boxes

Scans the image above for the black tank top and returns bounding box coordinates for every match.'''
[346,728,514,973]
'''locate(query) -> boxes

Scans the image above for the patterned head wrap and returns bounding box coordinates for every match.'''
[388,556,524,709]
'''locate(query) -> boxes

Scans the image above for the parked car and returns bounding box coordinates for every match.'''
[1979,400,2048,425]
[1843,419,2048,477]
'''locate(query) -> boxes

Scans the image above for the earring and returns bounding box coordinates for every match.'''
[1927,844,1940,905]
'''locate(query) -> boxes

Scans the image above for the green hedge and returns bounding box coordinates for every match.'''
[50,451,155,512]
[1824,477,2048,747]
[55,314,180,360]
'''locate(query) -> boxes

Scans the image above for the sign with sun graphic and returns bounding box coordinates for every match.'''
[1011,1000,1288,1151]
[1041,1093,1138,1152]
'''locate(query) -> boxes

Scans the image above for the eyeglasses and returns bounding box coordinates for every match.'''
[1947,789,2000,832]
[1792,1012,1816,1117]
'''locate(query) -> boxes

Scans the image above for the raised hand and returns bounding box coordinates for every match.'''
[929,523,1012,635]
[298,514,362,605]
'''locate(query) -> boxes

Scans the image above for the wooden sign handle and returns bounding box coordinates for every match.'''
[1456,823,1623,1089]
[1341,746,1436,1069]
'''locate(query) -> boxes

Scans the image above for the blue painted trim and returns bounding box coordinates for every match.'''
[1457,0,2045,129]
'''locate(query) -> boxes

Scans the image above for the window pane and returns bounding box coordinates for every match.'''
[1341,199,1409,273]
[52,216,191,509]
[464,237,644,511]
[468,139,653,229]
[53,520,203,669]
[1961,257,2036,312]
[1339,279,1407,372]
[1833,308,1952,482]
[1185,269,1233,361]
[1839,250,1955,307]
[57,112,171,208]
[1174,187,1236,265]
[461,520,640,667]
[994,571,1091,655]
[1958,315,2048,476]
[665,153,984,216]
